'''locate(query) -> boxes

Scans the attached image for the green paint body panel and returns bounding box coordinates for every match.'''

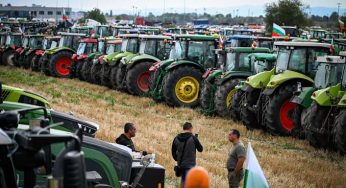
[87,52,98,61]
[127,54,160,65]
[296,87,315,108]
[337,93,346,107]
[46,47,75,55]
[165,59,204,71]
[246,68,275,89]
[109,52,133,66]
[220,71,253,84]
[266,70,314,89]
[103,52,121,63]
[121,53,138,65]
[312,84,344,106]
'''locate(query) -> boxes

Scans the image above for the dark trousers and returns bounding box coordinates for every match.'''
[228,170,244,188]
[181,167,192,183]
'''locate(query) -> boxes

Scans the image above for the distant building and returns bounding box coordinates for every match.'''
[0,4,71,22]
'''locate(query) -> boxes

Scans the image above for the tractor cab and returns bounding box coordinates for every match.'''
[104,38,122,55]
[58,32,86,51]
[119,34,141,54]
[75,38,98,56]
[310,29,327,40]
[225,35,256,48]
[95,25,114,37]
[313,56,345,89]
[0,32,8,48]
[1,33,23,66]
[281,26,300,37]
[112,25,132,36]
[5,33,23,49]
[138,35,172,60]
[15,34,44,68]
[42,36,61,50]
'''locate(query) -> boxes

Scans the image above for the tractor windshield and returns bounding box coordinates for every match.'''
[314,63,344,89]
[77,43,86,55]
[96,26,111,37]
[229,38,253,47]
[253,58,273,73]
[106,43,121,55]
[183,40,215,66]
[77,42,96,55]
[225,52,250,71]
[142,39,156,55]
[22,38,29,48]
[98,41,105,53]
[29,37,43,48]
[126,38,139,53]
[169,41,184,59]
[59,35,79,49]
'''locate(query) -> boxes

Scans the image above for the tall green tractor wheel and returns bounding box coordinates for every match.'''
[100,63,111,87]
[49,51,73,78]
[110,66,119,89]
[90,63,102,84]
[2,50,15,66]
[200,80,213,112]
[214,79,240,117]
[163,66,202,107]
[31,55,40,72]
[240,90,261,129]
[148,70,163,103]
[81,60,92,82]
[305,102,333,149]
[229,89,244,121]
[126,62,153,96]
[333,109,346,154]
[265,84,300,136]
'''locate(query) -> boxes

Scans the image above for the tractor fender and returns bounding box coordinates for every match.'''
[290,87,315,108]
[52,48,75,56]
[108,53,129,66]
[35,49,45,56]
[219,71,253,85]
[245,68,275,89]
[263,78,314,96]
[204,69,223,84]
[337,92,346,107]
[126,54,160,69]
[312,83,343,106]
[165,60,205,72]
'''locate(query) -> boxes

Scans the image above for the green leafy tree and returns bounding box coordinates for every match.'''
[86,8,107,24]
[264,0,308,33]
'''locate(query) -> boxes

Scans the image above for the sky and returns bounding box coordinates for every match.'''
[2,0,345,16]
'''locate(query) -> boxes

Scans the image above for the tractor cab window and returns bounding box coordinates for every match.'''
[86,42,96,54]
[126,38,138,53]
[50,41,58,49]
[253,59,271,73]
[29,37,43,48]
[121,39,128,52]
[98,41,105,53]
[186,40,215,67]
[314,63,344,89]
[170,41,184,59]
[156,40,171,60]
[287,48,307,73]
[225,52,236,71]
[106,44,115,54]
[22,38,29,48]
[258,40,273,49]
[143,39,156,56]
[77,43,86,55]
[97,27,111,37]
[275,48,290,73]
[306,48,330,78]
[13,36,22,46]
[238,53,251,71]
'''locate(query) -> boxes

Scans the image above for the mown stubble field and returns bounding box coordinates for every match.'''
[1,66,346,188]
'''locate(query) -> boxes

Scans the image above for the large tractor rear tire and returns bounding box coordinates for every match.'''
[100,63,110,86]
[2,50,15,66]
[90,63,102,84]
[265,84,299,136]
[114,64,126,91]
[333,109,346,154]
[126,62,152,96]
[81,60,92,82]
[49,51,73,78]
[40,56,50,76]
[163,66,202,107]
[214,79,240,117]
[31,55,40,72]
[200,80,213,112]
[76,61,84,80]
[23,53,34,69]
[110,66,119,89]
[229,89,244,121]
[305,102,332,149]
[240,90,261,129]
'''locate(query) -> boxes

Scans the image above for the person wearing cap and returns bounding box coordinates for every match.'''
[226,129,246,188]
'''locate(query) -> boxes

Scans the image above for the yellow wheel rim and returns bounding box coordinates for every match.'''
[175,76,200,104]
[226,88,237,107]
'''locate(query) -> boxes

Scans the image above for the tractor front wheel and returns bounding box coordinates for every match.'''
[81,60,92,82]
[240,90,261,129]
[200,80,214,113]
[49,51,73,78]
[163,66,202,107]
[100,63,111,87]
[2,50,15,66]
[305,102,332,149]
[333,109,346,154]
[126,62,153,96]
[114,64,126,91]
[214,79,240,117]
[31,55,40,71]
[229,89,244,121]
[265,84,298,136]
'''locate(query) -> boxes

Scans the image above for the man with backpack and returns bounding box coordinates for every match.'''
[171,122,204,188]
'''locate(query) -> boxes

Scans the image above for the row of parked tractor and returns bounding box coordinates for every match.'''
[1,24,346,155]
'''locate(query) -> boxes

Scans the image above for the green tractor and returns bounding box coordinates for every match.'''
[100,34,141,87]
[237,41,333,136]
[69,38,100,80]
[114,35,172,95]
[14,34,44,69]
[31,36,61,71]
[1,33,23,66]
[290,55,345,138]
[148,34,219,107]
[0,83,165,188]
[89,38,123,85]
[40,32,86,77]
[200,47,272,117]
[302,52,346,151]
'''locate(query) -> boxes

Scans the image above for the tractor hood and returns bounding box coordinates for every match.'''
[109,52,134,66]
[219,70,253,85]
[311,83,344,106]
[103,51,121,63]
[121,53,139,65]
[128,54,160,65]
[245,68,275,89]
[266,70,314,89]
[46,47,75,55]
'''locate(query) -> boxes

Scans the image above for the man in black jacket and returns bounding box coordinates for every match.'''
[115,122,137,151]
[172,122,203,188]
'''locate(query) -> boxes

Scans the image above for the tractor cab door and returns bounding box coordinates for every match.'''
[186,40,215,69]
[155,39,171,60]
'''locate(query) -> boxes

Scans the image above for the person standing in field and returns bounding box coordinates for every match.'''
[226,129,246,188]
[171,122,203,188]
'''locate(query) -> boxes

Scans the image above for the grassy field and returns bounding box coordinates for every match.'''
[1,66,346,188]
